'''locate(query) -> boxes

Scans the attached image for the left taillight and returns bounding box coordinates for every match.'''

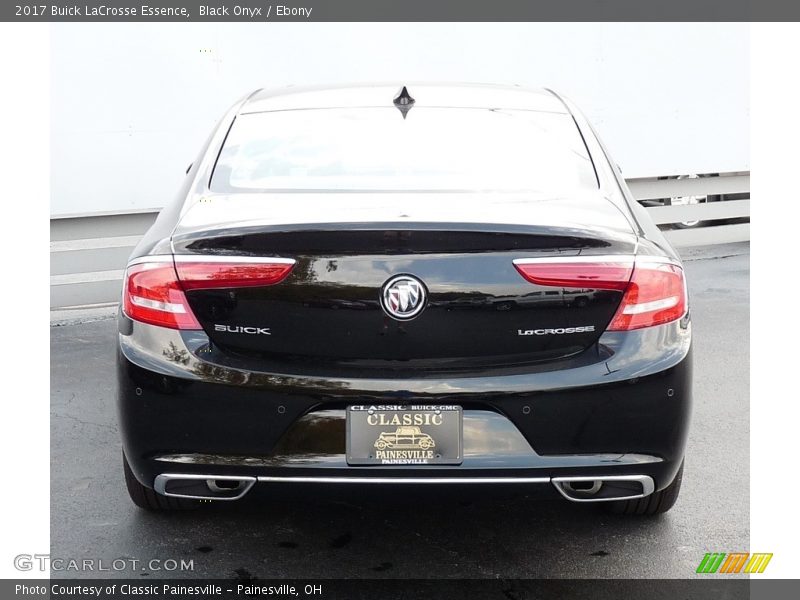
[123,262,201,330]
[173,258,296,290]
[123,257,296,330]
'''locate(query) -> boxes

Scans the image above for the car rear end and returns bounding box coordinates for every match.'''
[116,84,691,513]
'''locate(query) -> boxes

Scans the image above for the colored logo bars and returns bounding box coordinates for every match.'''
[696,552,773,574]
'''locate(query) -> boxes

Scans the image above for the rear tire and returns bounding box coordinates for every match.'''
[123,453,199,511]
[605,462,684,516]
[670,174,711,229]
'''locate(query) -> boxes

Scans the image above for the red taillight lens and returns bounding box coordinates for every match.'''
[513,260,634,291]
[174,259,295,291]
[608,262,687,331]
[123,263,201,330]
[123,257,296,330]
[513,256,688,331]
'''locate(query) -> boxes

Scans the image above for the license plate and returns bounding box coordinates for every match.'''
[346,405,463,465]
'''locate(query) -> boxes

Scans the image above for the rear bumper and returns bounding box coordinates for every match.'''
[153,472,657,504]
[117,315,692,499]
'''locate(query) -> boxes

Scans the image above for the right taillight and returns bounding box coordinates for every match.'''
[607,262,687,331]
[513,255,687,332]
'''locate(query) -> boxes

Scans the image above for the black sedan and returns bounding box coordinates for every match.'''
[117,83,691,515]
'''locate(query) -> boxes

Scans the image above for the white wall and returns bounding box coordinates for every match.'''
[51,23,749,216]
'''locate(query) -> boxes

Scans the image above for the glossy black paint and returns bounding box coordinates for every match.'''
[186,247,630,366]
[170,221,638,367]
[117,84,693,499]
[118,312,691,492]
[118,343,689,491]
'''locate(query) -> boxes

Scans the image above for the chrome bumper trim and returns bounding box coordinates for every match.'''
[153,472,656,502]
[258,476,551,484]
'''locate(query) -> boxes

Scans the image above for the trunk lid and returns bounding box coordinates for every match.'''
[172,192,636,371]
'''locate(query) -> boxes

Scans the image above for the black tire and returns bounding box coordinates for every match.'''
[123,453,199,511]
[605,462,684,516]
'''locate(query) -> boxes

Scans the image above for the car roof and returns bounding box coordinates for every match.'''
[240,83,568,115]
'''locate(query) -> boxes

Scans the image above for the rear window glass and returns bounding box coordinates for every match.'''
[210,107,598,193]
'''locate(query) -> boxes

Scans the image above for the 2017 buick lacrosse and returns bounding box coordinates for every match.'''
[117,84,691,515]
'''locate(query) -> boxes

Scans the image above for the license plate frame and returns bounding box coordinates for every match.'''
[346,405,463,466]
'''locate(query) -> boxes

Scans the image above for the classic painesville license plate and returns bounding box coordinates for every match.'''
[346,405,463,466]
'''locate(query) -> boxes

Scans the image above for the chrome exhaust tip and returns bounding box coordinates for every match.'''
[551,475,655,503]
[154,474,256,501]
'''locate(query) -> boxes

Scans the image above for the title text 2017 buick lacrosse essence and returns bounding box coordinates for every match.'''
[117,84,691,515]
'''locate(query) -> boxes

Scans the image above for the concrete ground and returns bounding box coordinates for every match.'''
[50,243,749,580]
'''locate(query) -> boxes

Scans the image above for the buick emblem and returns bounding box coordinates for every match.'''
[380,275,427,321]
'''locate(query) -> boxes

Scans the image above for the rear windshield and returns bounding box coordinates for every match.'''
[210,108,598,193]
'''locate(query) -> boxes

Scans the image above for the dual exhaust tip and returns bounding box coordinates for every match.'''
[552,475,655,502]
[154,473,654,503]
[154,474,256,501]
